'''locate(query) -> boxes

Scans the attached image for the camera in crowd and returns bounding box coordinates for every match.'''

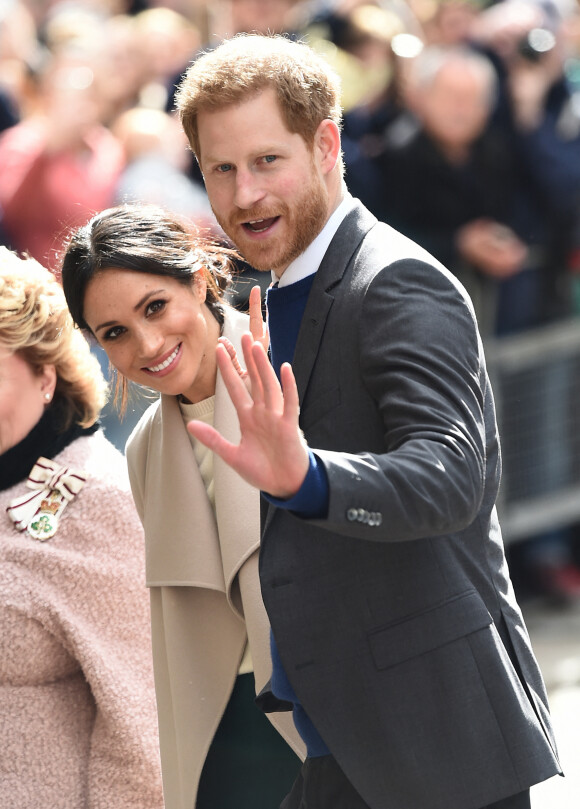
[517,27,556,62]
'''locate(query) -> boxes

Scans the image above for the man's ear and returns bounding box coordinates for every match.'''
[314,119,342,175]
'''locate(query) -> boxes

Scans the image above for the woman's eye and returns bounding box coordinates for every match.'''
[103,325,125,341]
[217,163,232,173]
[146,299,166,316]
[263,155,277,164]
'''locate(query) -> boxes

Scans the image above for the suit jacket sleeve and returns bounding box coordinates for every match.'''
[308,257,492,542]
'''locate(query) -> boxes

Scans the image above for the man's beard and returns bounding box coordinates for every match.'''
[212,172,329,273]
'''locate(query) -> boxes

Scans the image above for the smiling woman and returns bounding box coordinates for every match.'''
[61,204,232,411]
[84,268,220,405]
[60,203,304,809]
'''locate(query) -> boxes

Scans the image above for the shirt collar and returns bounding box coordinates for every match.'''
[272,192,353,288]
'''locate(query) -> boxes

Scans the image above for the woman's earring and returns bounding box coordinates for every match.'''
[44,393,52,402]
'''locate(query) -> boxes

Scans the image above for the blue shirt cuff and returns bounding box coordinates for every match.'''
[264,450,329,518]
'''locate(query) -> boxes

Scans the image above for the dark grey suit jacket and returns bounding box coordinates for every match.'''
[259,199,561,809]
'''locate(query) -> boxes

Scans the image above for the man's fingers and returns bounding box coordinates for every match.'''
[215,342,253,408]
[240,332,265,405]
[252,340,283,411]
[249,285,266,342]
[248,284,270,351]
[280,361,301,421]
[187,419,239,466]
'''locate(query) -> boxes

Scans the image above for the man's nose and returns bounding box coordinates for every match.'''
[233,169,266,210]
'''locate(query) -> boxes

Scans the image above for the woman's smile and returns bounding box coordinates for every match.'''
[143,343,182,375]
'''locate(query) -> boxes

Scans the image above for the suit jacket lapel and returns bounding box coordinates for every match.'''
[292,200,377,402]
[145,393,225,588]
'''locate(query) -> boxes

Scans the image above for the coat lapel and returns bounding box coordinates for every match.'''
[213,310,261,615]
[144,393,225,589]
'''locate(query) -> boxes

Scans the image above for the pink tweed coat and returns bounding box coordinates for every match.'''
[0,430,164,808]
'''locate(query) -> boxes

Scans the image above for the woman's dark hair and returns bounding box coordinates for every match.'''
[60,203,236,412]
[61,203,233,329]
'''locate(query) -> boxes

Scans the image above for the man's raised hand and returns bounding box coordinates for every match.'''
[187,332,309,498]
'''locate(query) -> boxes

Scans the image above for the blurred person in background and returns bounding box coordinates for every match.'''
[0,0,38,127]
[471,0,580,324]
[112,105,215,225]
[131,5,202,110]
[305,0,424,113]
[208,0,308,42]
[0,40,125,271]
[470,0,580,603]
[61,203,304,809]
[421,0,481,47]
[355,44,531,337]
[0,0,38,246]
[336,2,426,228]
[11,3,220,452]
[74,11,144,126]
[0,247,163,809]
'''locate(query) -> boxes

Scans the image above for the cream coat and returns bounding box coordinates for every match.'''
[126,307,304,809]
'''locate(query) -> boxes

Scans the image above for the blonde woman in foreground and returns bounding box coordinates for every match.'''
[0,247,163,808]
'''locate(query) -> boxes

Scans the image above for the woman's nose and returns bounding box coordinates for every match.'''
[137,327,164,359]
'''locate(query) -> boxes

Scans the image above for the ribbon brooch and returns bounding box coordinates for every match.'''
[7,457,87,541]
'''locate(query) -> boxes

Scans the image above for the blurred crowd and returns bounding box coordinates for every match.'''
[2,0,580,601]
